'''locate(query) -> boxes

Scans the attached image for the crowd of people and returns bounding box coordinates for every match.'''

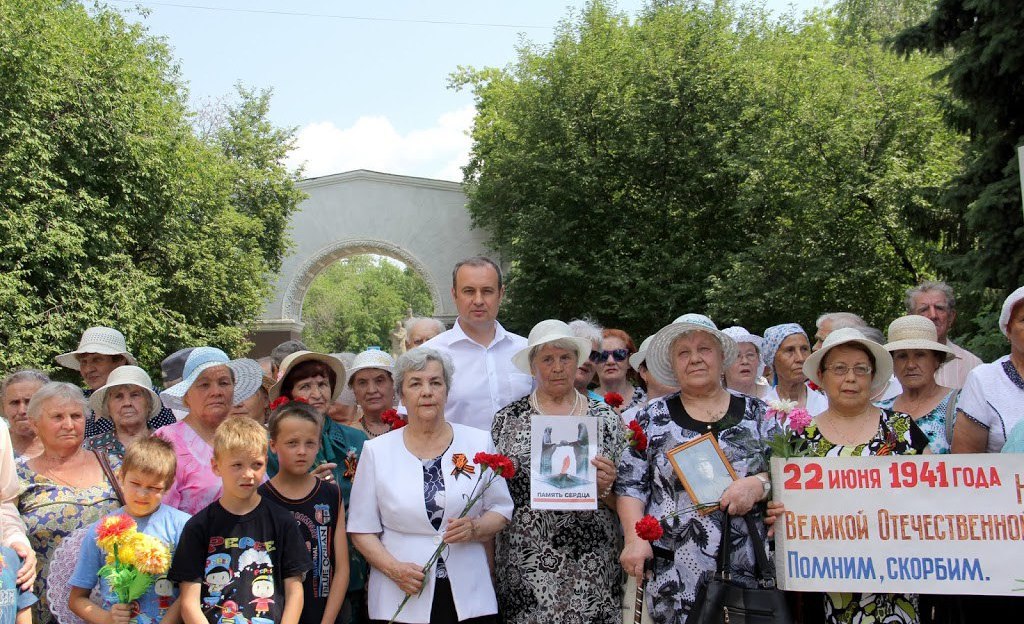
[0,255,1021,624]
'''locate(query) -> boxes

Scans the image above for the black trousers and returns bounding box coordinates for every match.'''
[370,578,497,624]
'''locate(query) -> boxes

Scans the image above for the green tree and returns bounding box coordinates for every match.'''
[894,0,1024,360]
[0,0,303,375]
[455,0,963,340]
[301,256,433,353]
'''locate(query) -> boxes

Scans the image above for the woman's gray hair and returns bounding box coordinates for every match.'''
[528,338,583,370]
[27,382,88,422]
[568,318,603,348]
[0,369,50,400]
[394,347,455,392]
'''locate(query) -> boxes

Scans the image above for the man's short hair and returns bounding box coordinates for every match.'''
[213,415,269,459]
[452,256,503,290]
[905,280,956,314]
[404,316,445,335]
[120,436,178,489]
[815,312,867,330]
[271,339,307,368]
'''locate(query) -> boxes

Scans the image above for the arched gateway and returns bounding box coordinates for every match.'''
[251,169,492,355]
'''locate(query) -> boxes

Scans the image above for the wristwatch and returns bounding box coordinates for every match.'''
[755,474,771,500]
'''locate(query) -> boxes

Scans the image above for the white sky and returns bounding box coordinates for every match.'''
[110,0,826,182]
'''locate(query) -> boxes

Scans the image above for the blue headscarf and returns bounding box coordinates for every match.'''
[761,323,807,374]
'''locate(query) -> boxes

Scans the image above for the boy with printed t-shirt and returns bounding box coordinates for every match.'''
[169,417,311,624]
[0,544,36,624]
[70,436,190,624]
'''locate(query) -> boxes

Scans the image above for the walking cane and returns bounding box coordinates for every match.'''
[633,559,652,624]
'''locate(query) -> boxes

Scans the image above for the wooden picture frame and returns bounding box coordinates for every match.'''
[666,433,739,514]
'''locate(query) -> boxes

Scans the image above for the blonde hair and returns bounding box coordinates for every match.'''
[120,436,177,489]
[213,416,269,459]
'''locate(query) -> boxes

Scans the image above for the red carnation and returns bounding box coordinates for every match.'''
[473,451,515,480]
[381,409,406,430]
[269,396,290,410]
[807,380,821,392]
[627,420,648,452]
[604,392,625,409]
[635,515,664,542]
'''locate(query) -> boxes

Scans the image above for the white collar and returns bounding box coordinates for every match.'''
[447,317,508,348]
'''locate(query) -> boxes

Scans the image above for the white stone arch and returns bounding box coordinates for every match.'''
[280,238,444,324]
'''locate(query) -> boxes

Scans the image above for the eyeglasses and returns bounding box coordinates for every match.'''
[824,364,873,377]
[590,349,629,363]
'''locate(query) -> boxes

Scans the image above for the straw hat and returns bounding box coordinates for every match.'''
[270,351,346,402]
[511,320,593,375]
[159,347,245,412]
[55,326,137,370]
[347,348,396,385]
[228,359,267,406]
[644,314,738,388]
[88,365,162,420]
[803,327,893,395]
[884,315,957,362]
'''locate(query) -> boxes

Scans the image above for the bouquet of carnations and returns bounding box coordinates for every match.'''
[765,399,812,459]
[95,514,172,604]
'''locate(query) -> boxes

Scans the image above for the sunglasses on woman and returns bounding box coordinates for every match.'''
[590,348,629,363]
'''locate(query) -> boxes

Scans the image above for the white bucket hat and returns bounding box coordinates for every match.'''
[270,351,347,402]
[229,358,267,406]
[159,347,240,412]
[721,326,763,354]
[999,286,1024,337]
[628,336,654,372]
[645,314,738,388]
[55,326,137,370]
[884,315,957,362]
[512,319,594,375]
[347,348,396,385]
[88,365,161,421]
[803,327,893,395]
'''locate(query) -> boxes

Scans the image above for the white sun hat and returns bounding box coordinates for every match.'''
[88,365,162,420]
[347,348,396,386]
[512,319,594,375]
[721,326,763,354]
[628,336,654,372]
[159,347,235,412]
[644,314,738,388]
[55,326,137,370]
[804,327,893,395]
[229,358,266,406]
[270,351,347,402]
[999,286,1024,337]
[884,315,957,362]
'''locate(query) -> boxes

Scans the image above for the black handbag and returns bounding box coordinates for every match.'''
[691,514,792,624]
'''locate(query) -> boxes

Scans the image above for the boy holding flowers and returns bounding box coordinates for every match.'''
[70,436,190,624]
[169,417,311,624]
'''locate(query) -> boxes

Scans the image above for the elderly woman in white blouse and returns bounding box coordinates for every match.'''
[348,348,513,624]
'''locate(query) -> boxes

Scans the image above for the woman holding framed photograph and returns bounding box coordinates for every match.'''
[615,314,779,624]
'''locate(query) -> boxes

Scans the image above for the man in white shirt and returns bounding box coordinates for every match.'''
[905,280,983,389]
[422,256,530,431]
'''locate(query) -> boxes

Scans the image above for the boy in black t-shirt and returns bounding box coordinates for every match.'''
[169,417,312,624]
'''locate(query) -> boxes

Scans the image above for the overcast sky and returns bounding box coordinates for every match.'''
[111,0,826,181]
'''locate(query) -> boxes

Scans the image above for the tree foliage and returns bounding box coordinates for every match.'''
[301,256,433,354]
[454,0,965,343]
[894,0,1024,360]
[0,0,303,375]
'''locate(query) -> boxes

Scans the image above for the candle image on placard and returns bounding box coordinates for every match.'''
[530,415,599,510]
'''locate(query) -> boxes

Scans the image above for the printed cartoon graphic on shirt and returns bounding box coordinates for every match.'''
[203,554,234,608]
[216,600,246,624]
[154,577,174,619]
[247,570,274,617]
[200,538,277,624]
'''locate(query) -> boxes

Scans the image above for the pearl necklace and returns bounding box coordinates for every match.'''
[529,390,584,416]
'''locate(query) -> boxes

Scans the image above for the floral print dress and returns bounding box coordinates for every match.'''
[794,409,929,624]
[615,392,778,624]
[876,391,956,454]
[17,454,122,624]
[492,396,626,624]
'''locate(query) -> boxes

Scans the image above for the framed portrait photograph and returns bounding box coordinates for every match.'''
[666,433,738,514]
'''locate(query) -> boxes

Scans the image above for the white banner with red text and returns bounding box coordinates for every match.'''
[771,455,1024,595]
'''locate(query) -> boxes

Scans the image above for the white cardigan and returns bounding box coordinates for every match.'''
[347,423,514,623]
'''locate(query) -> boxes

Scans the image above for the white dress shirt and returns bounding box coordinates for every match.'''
[934,339,983,389]
[422,319,532,431]
[347,424,514,623]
